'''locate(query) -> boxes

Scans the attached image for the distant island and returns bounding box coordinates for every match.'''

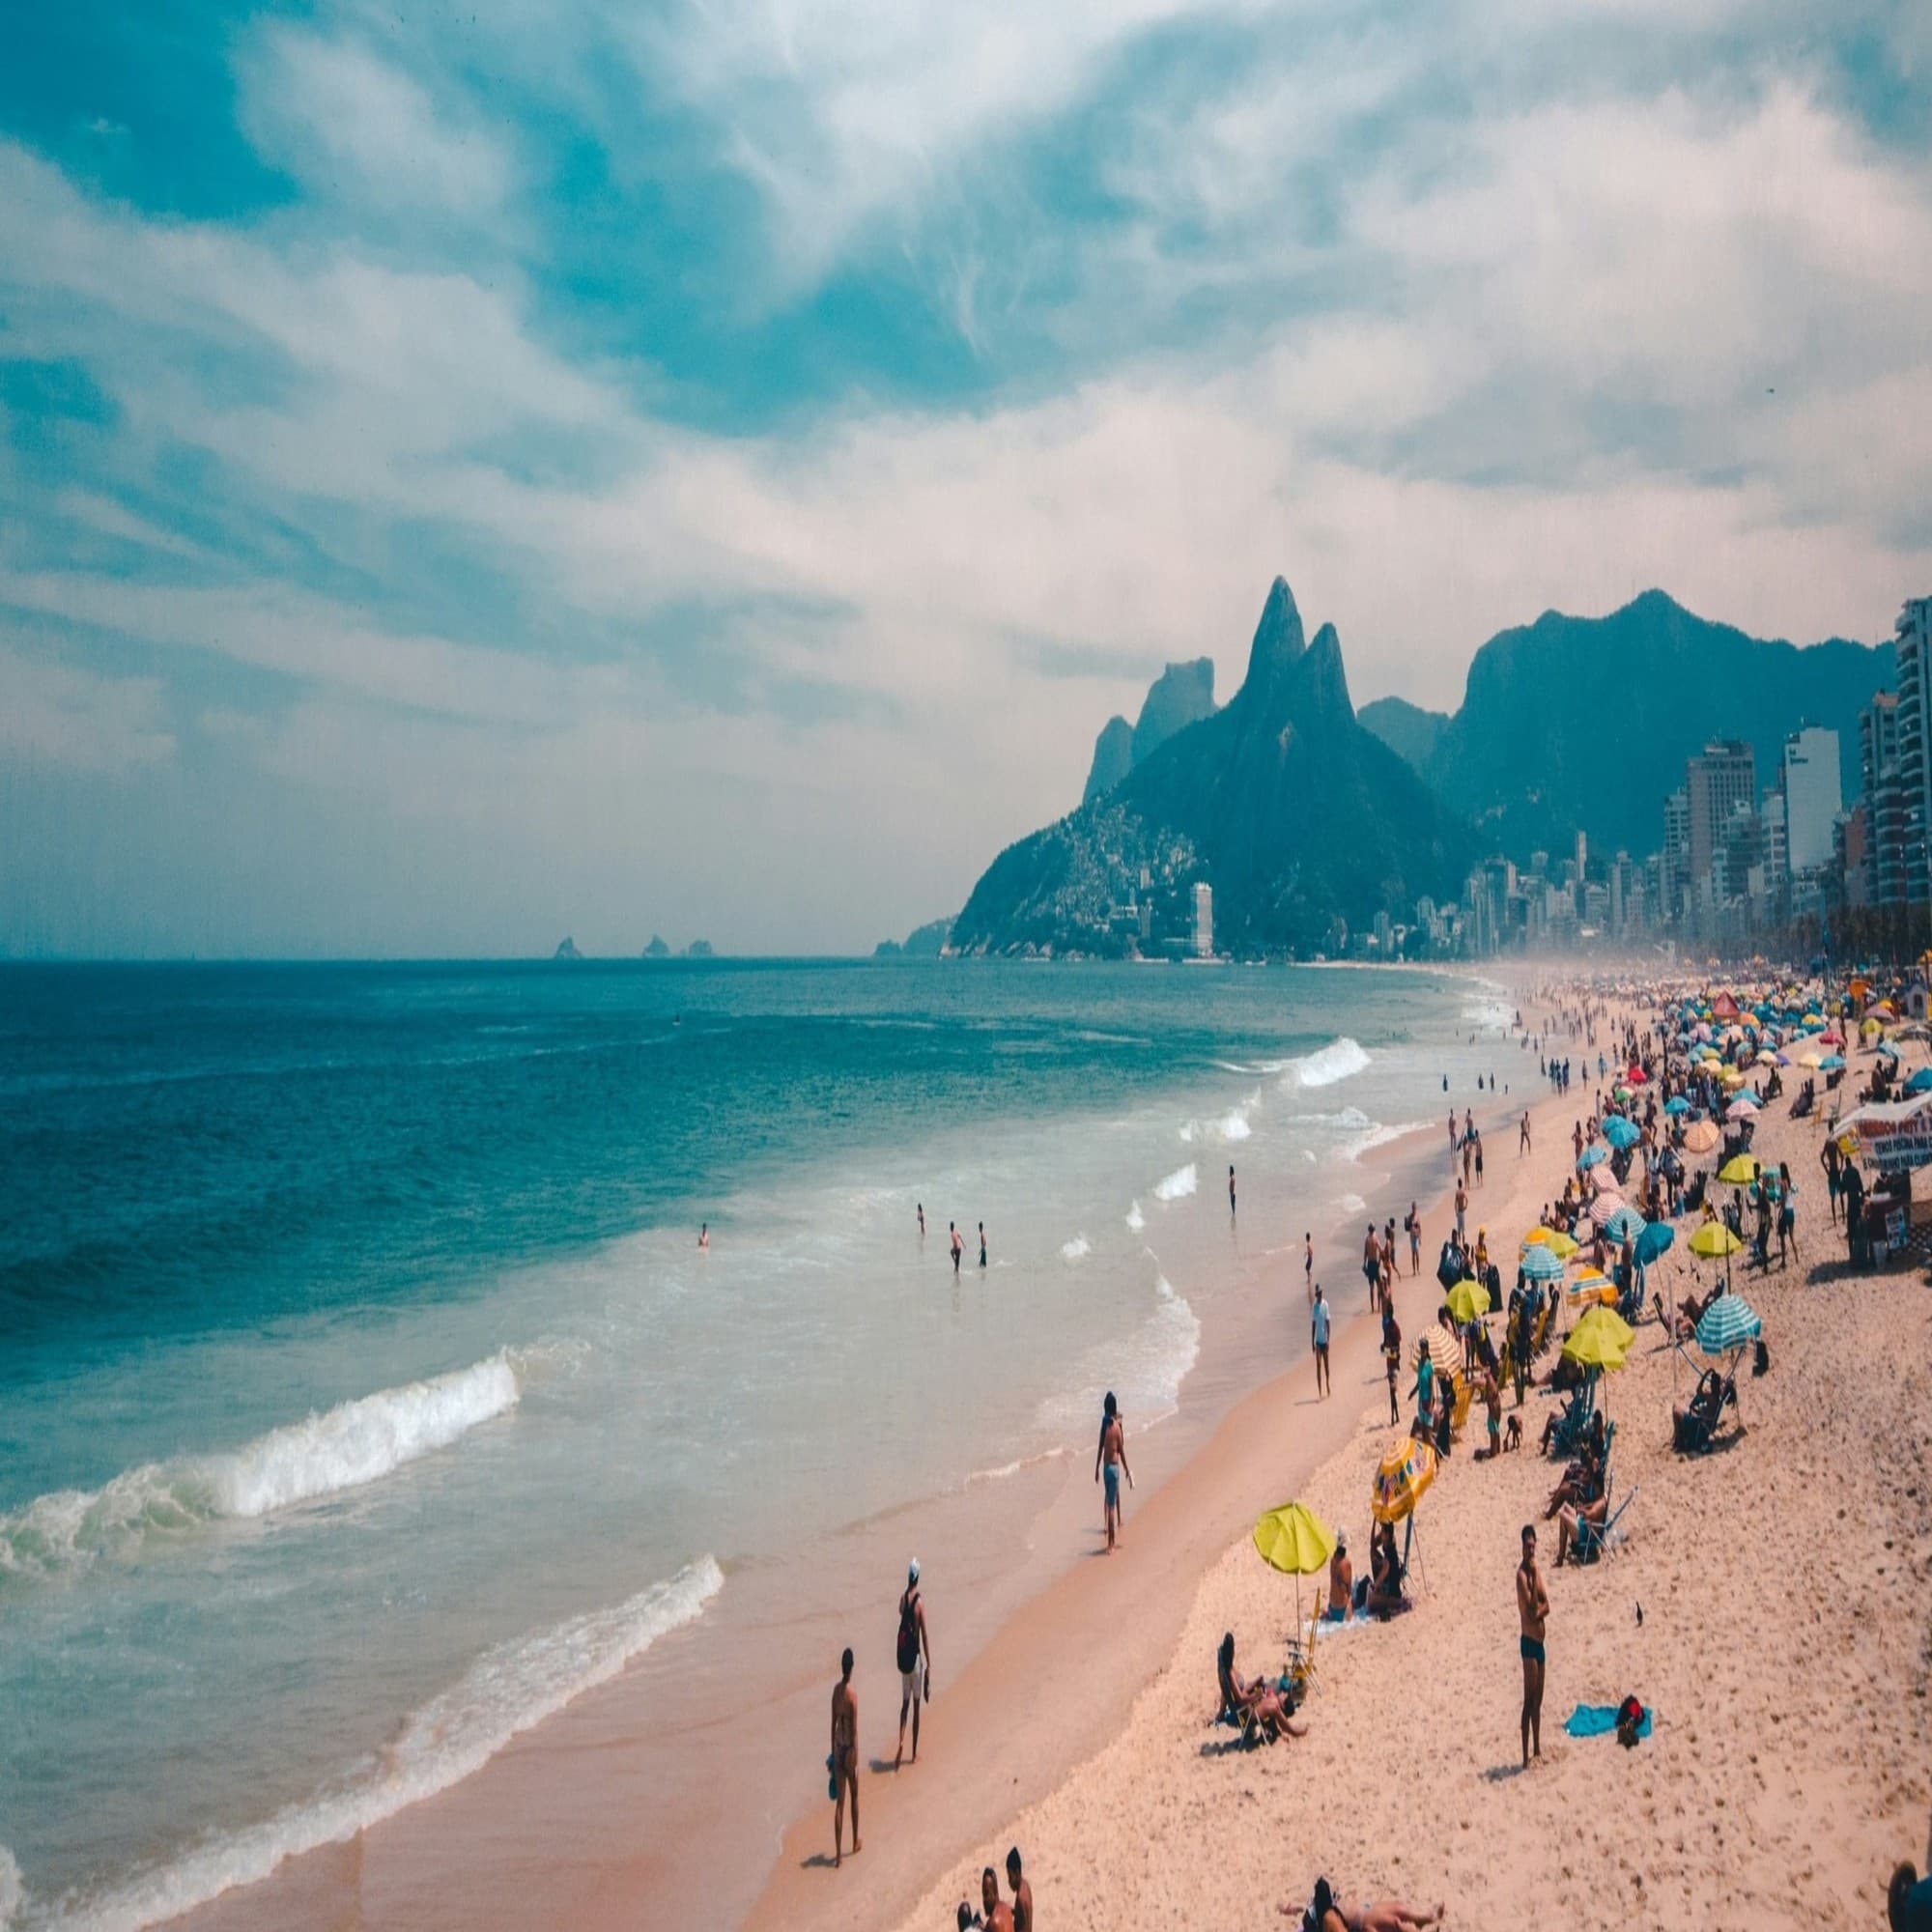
[873,917,952,957]
[642,935,670,958]
[685,940,715,958]
[553,936,583,960]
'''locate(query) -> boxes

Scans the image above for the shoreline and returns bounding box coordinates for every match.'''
[747,1017,1558,1930]
[152,981,1533,1932]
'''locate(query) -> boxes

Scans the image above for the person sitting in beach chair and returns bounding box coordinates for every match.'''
[1539,1376,1596,1458]
[1672,1369,1738,1452]
[1216,1632,1305,1745]
[1558,1480,1636,1564]
[1365,1520,1409,1618]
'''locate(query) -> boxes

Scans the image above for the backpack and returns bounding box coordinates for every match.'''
[896,1590,920,1674]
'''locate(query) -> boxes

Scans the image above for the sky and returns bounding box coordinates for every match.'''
[2,1,1930,957]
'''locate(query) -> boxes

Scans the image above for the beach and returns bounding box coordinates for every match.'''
[871,990,1932,1932]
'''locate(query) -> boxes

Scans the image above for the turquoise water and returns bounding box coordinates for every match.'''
[0,960,1509,1929]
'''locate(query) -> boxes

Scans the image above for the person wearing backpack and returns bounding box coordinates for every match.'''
[895,1559,931,1769]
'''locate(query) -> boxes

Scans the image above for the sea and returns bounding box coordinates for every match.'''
[0,959,1518,1930]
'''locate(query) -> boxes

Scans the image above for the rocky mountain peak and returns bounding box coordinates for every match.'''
[1242,575,1306,696]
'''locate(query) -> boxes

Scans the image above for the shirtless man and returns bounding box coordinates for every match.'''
[1517,1522,1548,1767]
[1323,1529,1352,1622]
[831,1647,860,1864]
[1289,1881,1444,1932]
[1229,1163,1237,1215]
[1304,1232,1314,1304]
[980,1866,1015,1932]
[1006,1848,1033,1932]
[1094,1391,1133,1551]
[950,1222,963,1273]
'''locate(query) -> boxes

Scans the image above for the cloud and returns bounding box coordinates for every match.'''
[235,26,513,215]
[0,641,174,774]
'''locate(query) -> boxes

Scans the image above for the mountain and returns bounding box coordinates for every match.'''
[1361,590,1891,858]
[955,577,1470,956]
[1079,658,1216,805]
[642,934,670,957]
[873,917,952,957]
[1357,696,1448,775]
[553,936,582,960]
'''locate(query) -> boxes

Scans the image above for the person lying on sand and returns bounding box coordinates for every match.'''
[1282,1877,1445,1931]
[1217,1632,1307,1742]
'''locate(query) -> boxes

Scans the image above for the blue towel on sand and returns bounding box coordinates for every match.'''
[1564,1702,1653,1740]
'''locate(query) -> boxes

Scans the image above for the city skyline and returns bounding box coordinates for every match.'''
[4,2,1931,956]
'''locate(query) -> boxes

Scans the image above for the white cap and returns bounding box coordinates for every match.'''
[908,1558,921,1583]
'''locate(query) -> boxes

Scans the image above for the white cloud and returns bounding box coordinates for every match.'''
[0,643,174,774]
[236,26,513,214]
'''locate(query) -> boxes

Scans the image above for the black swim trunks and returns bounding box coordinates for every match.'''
[1520,1634,1545,1664]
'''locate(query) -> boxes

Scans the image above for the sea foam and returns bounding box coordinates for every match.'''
[1060,1235,1092,1261]
[1282,1037,1371,1089]
[1152,1162,1198,1201]
[1124,1200,1145,1232]
[31,1558,724,1932]
[0,1353,527,1587]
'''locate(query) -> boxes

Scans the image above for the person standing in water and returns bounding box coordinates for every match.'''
[950,1222,963,1273]
[918,1203,925,1238]
[697,1223,709,1250]
[1229,1163,1236,1215]
[831,1647,860,1865]
[1095,1392,1132,1551]
[978,1221,988,1268]
[1304,1232,1315,1304]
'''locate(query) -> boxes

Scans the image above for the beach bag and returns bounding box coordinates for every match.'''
[895,1591,920,1674]
[1753,1338,1770,1378]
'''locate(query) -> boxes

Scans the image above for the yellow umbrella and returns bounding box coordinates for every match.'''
[1372,1433,1438,1525]
[1683,1121,1720,1154]
[1717,1154,1762,1185]
[1689,1223,1743,1258]
[1797,1048,1824,1068]
[1445,1277,1490,1323]
[1543,1230,1579,1261]
[1566,1267,1616,1310]
[1562,1304,1634,1371]
[1253,1499,1337,1631]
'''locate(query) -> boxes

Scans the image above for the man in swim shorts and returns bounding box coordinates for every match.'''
[1094,1391,1133,1551]
[1517,1521,1548,1767]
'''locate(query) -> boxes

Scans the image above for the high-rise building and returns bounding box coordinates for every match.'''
[1894,598,1932,904]
[1575,830,1588,883]
[1687,741,1756,894]
[1779,725,1842,876]
[1662,788,1690,926]
[1862,693,1907,906]
[1192,881,1213,957]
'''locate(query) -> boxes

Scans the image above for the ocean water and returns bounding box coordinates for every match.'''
[0,960,1513,1929]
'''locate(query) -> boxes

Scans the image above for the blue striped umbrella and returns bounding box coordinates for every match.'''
[1602,1205,1648,1244]
[1695,1293,1762,1354]
[1521,1243,1566,1283]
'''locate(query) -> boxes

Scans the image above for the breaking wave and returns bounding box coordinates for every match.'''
[1281,1037,1371,1090]
[31,1559,724,1932]
[1152,1163,1198,1201]
[1124,1200,1145,1232]
[0,1352,534,1588]
[1060,1235,1092,1261]
[1037,1275,1201,1437]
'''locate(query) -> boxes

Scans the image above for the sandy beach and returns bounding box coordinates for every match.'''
[867,989,1932,1932]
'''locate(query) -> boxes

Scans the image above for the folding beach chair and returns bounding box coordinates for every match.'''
[1281,1600,1321,1700]
[1572,1482,1637,1563]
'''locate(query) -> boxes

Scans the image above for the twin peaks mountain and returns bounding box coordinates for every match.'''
[954,578,1468,956]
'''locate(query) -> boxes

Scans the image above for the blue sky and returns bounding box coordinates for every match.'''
[3,0,1930,954]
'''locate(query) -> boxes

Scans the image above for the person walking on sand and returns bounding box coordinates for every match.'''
[1304,1232,1315,1304]
[1312,1284,1332,1397]
[1518,1522,1548,1767]
[1362,1223,1380,1306]
[1006,1848,1033,1932]
[1095,1392,1133,1551]
[979,1221,987,1269]
[1454,1180,1468,1245]
[1229,1163,1237,1215]
[894,1560,930,1769]
[950,1221,963,1274]
[831,1647,860,1864]
[1520,1110,1532,1154]
[1407,1202,1421,1273]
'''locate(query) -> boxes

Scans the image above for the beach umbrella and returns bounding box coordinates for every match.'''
[1563,1305,1634,1372]
[1253,1499,1336,1632]
[1718,1154,1762,1185]
[1520,1243,1566,1283]
[1723,1097,1758,1122]
[1755,1049,1778,1066]
[1589,1165,1620,1196]
[1414,1326,1461,1381]
[1694,1294,1762,1354]
[1797,1048,1824,1068]
[1578,1144,1609,1169]
[1689,1223,1743,1259]
[1820,1054,1845,1071]
[1634,1221,1675,1265]
[1602,1204,1648,1244]
[1603,1117,1640,1151]
[1663,1096,1690,1116]
[1905,1067,1932,1095]
[1544,1230,1579,1261]
[1371,1434,1438,1526]
[1587,1192,1627,1229]
[1683,1121,1720,1154]
[1445,1277,1491,1324]
[1626,1065,1648,1086]
[1566,1267,1615,1311]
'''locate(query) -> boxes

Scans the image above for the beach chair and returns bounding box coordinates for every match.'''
[1572,1482,1637,1563]
[1547,1380,1596,1459]
[1450,1377,1474,1440]
[1281,1602,1321,1700]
